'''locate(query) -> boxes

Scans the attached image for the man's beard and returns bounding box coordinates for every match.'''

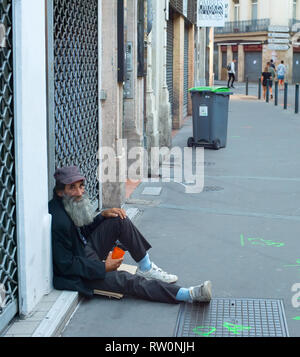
[62,193,96,227]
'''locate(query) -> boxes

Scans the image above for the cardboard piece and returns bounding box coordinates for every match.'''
[93,264,137,299]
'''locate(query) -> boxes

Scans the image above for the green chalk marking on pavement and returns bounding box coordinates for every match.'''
[292,317,300,320]
[223,322,251,335]
[242,236,285,248]
[192,326,216,337]
[240,234,245,247]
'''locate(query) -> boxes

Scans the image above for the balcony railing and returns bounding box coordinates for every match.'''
[215,19,270,34]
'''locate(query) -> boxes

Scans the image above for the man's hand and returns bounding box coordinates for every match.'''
[105,251,124,272]
[101,208,127,219]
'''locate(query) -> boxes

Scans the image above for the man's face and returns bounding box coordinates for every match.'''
[60,180,85,200]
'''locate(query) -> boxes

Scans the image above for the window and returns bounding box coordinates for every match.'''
[233,0,240,22]
[252,0,258,20]
[293,0,297,19]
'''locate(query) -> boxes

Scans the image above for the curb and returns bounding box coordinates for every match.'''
[3,290,79,337]
[32,291,80,337]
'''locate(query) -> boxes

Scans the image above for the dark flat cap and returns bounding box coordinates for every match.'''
[54,166,85,184]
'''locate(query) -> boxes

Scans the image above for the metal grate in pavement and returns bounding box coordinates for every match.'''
[174,298,289,337]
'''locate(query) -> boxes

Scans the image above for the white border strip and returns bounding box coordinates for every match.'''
[32,291,79,337]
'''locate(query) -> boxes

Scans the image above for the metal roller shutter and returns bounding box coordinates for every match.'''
[166,10,174,115]
[183,23,189,118]
[0,0,18,333]
[53,0,99,204]
[244,52,262,82]
[293,52,300,84]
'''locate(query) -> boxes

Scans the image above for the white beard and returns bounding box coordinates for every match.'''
[62,193,96,227]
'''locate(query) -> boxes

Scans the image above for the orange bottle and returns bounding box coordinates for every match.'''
[112,246,125,259]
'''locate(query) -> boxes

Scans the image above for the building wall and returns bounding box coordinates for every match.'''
[101,0,126,207]
[216,0,300,83]
[14,0,51,317]
[228,0,296,24]
[123,0,144,180]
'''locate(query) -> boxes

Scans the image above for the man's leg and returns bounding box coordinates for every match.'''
[231,74,235,87]
[84,271,180,304]
[227,74,231,88]
[84,271,212,304]
[86,216,178,284]
[87,216,151,263]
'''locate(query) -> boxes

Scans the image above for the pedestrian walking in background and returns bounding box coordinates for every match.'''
[261,65,272,100]
[227,59,237,89]
[267,61,276,99]
[270,59,276,69]
[277,60,286,90]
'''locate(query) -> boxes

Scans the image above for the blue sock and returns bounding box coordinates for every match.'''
[138,253,151,272]
[176,288,192,302]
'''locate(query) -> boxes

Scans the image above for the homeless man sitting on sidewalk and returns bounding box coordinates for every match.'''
[49,166,212,304]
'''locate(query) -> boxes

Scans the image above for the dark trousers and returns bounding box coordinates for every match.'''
[84,217,181,304]
[228,73,235,87]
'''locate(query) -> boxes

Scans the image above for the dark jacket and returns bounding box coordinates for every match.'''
[48,193,106,297]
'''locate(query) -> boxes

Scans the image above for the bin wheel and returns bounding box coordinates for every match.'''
[187,137,194,147]
[213,139,221,150]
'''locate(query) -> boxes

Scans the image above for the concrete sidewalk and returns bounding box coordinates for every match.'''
[4,93,300,337]
[60,93,300,337]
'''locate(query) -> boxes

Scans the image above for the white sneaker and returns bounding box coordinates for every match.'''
[189,281,212,303]
[136,262,178,284]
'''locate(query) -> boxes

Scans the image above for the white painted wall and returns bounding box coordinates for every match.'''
[227,0,297,25]
[14,0,52,317]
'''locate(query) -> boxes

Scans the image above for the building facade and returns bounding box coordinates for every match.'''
[215,0,300,83]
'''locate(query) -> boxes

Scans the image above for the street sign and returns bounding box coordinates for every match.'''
[268,32,290,38]
[268,25,290,33]
[292,22,300,32]
[268,38,290,44]
[197,0,227,27]
[268,44,290,51]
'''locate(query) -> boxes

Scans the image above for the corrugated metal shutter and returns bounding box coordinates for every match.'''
[244,52,262,82]
[53,0,99,204]
[293,52,300,84]
[0,0,18,333]
[166,11,174,115]
[183,23,189,118]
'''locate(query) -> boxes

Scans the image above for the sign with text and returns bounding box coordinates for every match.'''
[268,25,289,33]
[268,44,290,51]
[268,38,290,44]
[197,0,228,27]
[292,22,300,32]
[268,32,290,38]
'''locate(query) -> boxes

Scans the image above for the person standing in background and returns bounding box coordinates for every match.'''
[277,61,286,90]
[227,59,237,89]
[261,65,272,100]
[270,59,276,69]
[267,62,276,99]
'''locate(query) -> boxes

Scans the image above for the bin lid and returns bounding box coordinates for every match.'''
[189,86,232,94]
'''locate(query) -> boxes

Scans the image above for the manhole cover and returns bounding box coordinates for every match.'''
[174,298,289,337]
[203,186,224,192]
